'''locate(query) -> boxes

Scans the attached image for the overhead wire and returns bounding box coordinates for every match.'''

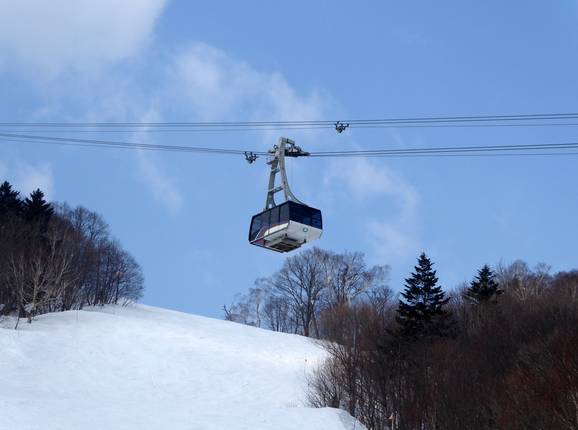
[4,111,578,159]
[0,132,268,156]
[311,152,578,159]
[0,125,334,134]
[1,132,578,159]
[308,141,578,157]
[3,112,578,129]
[6,122,578,135]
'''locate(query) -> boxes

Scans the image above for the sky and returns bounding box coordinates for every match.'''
[1,1,577,317]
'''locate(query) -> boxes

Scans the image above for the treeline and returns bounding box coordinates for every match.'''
[0,181,144,327]
[227,249,578,430]
[223,247,392,337]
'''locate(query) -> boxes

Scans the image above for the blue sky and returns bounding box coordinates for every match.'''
[1,1,577,317]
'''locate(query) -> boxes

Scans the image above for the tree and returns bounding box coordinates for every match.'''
[266,247,329,337]
[23,189,54,223]
[396,252,451,339]
[262,293,292,332]
[0,181,22,217]
[222,284,265,327]
[323,251,389,309]
[1,186,144,323]
[496,260,550,301]
[311,257,578,430]
[465,265,503,304]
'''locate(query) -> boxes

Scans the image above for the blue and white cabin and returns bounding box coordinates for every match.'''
[249,201,323,252]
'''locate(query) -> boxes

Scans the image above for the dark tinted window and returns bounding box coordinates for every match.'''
[249,215,262,241]
[262,212,270,229]
[311,211,322,229]
[288,202,322,229]
[252,203,322,241]
[270,207,280,226]
[280,203,290,222]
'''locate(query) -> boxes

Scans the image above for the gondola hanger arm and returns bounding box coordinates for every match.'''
[264,137,308,210]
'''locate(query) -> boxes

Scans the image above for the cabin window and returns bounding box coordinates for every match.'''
[270,207,280,226]
[280,203,290,223]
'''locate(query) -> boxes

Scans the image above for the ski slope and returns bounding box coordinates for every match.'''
[0,305,361,430]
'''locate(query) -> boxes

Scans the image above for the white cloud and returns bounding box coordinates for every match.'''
[13,162,54,200]
[326,157,418,208]
[325,157,419,261]
[0,5,329,213]
[367,219,417,261]
[128,44,330,211]
[0,0,167,77]
[131,110,184,215]
[171,43,328,125]
[136,152,183,214]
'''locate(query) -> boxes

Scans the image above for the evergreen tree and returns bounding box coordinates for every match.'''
[465,265,503,304]
[396,253,451,339]
[0,181,22,216]
[23,189,54,223]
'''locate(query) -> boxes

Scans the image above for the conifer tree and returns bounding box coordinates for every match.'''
[465,265,503,304]
[23,189,54,223]
[396,252,451,339]
[0,181,22,216]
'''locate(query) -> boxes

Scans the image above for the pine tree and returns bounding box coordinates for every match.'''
[23,189,54,223]
[0,181,22,216]
[396,253,451,339]
[465,265,503,304]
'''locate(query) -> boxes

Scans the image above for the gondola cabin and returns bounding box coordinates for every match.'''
[249,201,322,252]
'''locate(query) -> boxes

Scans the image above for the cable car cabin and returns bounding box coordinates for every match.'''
[249,201,322,252]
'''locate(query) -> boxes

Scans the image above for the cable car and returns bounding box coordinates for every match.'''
[249,201,322,252]
[248,137,323,253]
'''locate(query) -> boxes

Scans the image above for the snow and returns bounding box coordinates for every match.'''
[0,305,362,429]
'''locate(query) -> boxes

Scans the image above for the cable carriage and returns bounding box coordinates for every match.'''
[248,137,323,253]
[249,201,322,252]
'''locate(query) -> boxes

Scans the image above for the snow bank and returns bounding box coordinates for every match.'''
[0,305,361,429]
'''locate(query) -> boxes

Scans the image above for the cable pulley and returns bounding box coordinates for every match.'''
[244,152,258,163]
[334,121,349,133]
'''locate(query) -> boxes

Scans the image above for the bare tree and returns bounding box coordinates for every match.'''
[496,260,551,301]
[323,251,389,308]
[265,247,330,337]
[311,259,578,430]
[227,248,391,339]
[262,293,293,332]
[1,194,144,326]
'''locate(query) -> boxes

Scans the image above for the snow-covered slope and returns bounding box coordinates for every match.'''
[0,305,360,430]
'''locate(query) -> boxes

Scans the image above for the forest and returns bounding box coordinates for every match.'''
[0,181,144,328]
[226,248,578,430]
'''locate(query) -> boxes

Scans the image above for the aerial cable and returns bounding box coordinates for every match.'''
[5,122,578,135]
[2,132,578,160]
[308,141,578,157]
[311,151,578,159]
[347,122,578,130]
[0,133,268,156]
[0,125,333,134]
[4,112,578,129]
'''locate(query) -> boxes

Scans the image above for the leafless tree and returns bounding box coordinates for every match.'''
[1,198,144,326]
[323,251,389,308]
[496,260,551,301]
[310,259,578,430]
[264,247,330,337]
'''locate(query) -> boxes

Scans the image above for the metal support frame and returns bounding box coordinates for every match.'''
[334,121,349,133]
[264,137,309,210]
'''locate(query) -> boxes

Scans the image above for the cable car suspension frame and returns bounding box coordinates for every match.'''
[264,137,309,210]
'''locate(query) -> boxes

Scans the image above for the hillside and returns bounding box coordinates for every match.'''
[0,305,361,430]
